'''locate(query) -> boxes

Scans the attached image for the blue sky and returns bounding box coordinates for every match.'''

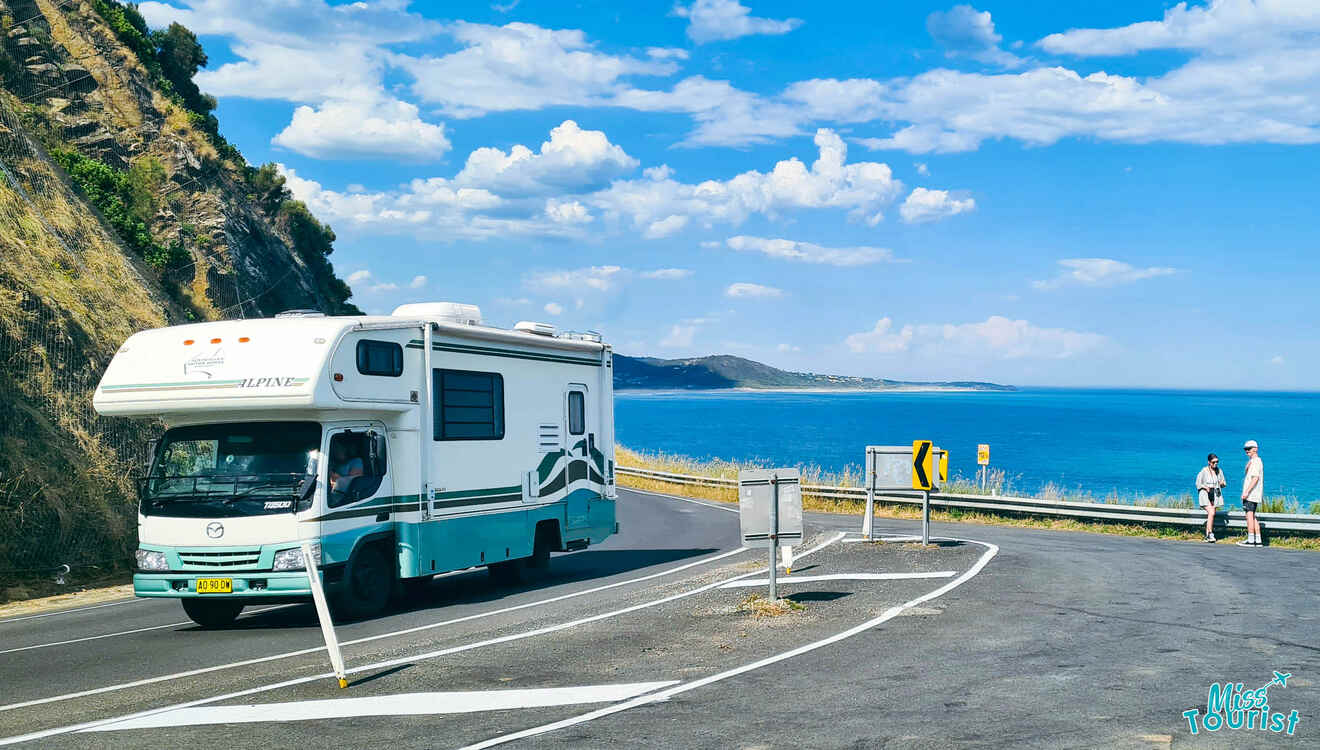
[137,0,1320,389]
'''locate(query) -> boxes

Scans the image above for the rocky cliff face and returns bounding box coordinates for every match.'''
[0,0,359,596]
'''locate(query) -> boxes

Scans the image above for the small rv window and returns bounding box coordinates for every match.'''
[568,391,585,435]
[433,369,504,440]
[356,340,403,377]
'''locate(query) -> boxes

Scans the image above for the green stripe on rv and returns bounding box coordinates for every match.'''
[406,340,601,366]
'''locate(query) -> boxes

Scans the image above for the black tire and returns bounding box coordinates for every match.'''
[181,598,244,629]
[487,559,523,586]
[335,543,392,620]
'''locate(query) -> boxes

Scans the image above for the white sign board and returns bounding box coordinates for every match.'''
[865,446,916,491]
[738,468,803,548]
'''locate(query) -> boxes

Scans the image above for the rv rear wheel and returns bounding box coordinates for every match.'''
[337,543,392,619]
[181,598,244,629]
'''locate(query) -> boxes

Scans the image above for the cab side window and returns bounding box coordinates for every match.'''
[568,391,585,435]
[357,340,403,377]
[327,431,387,507]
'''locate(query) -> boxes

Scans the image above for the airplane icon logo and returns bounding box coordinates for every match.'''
[1271,671,1291,689]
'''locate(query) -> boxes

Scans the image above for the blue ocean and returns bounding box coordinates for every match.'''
[614,389,1320,508]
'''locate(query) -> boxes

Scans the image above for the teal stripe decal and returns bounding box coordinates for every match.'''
[406,340,600,366]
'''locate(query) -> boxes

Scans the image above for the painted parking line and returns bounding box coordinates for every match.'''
[0,492,744,715]
[460,535,1000,750]
[717,571,957,588]
[86,682,681,732]
[0,532,846,747]
[0,605,297,656]
[0,598,143,625]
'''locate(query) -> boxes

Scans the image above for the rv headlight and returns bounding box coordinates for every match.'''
[135,549,168,571]
[273,543,320,572]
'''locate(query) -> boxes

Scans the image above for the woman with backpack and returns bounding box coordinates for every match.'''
[1196,453,1226,542]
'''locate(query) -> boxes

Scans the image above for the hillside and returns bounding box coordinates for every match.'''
[0,0,358,594]
[614,354,1014,391]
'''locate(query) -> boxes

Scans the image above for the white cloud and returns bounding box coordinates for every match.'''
[1032,258,1177,290]
[844,317,914,354]
[846,315,1106,359]
[899,188,976,223]
[725,282,783,298]
[660,324,698,348]
[526,265,625,293]
[592,129,902,232]
[641,268,693,280]
[672,0,802,44]
[926,4,1023,68]
[644,215,690,239]
[777,343,801,353]
[272,97,450,160]
[915,162,930,176]
[543,302,564,315]
[346,269,372,284]
[455,120,637,197]
[1270,355,1285,366]
[545,199,593,225]
[1038,0,1320,57]
[725,235,898,266]
[400,22,678,118]
[409,275,428,289]
[647,47,690,60]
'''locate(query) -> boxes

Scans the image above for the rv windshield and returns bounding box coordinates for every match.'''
[141,422,320,518]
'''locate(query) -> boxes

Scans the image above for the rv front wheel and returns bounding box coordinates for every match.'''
[181,598,244,629]
[336,543,392,620]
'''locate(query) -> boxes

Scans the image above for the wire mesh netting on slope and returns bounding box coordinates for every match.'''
[0,87,167,594]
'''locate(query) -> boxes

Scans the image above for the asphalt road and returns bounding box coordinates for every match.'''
[1,488,1317,748]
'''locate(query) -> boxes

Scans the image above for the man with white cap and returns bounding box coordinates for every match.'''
[1237,440,1264,547]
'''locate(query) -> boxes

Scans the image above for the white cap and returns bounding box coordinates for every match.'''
[1244,439,1258,449]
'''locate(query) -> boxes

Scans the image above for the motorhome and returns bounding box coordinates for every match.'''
[93,303,617,627]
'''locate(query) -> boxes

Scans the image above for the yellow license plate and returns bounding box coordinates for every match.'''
[196,578,232,594]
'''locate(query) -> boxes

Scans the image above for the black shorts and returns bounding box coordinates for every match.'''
[1243,501,1258,514]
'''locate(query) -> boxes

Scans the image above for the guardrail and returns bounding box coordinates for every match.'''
[616,466,1320,534]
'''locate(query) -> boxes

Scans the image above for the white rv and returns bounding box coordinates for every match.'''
[93,303,617,627]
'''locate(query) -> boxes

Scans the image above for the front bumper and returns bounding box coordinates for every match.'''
[134,570,323,598]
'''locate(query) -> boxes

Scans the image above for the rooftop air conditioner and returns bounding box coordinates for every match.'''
[392,302,483,326]
[514,321,557,336]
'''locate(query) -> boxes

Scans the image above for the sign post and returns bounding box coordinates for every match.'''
[303,541,348,689]
[912,440,936,546]
[739,468,803,600]
[977,443,990,492]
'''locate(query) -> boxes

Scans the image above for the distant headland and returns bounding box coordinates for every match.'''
[613,354,1015,392]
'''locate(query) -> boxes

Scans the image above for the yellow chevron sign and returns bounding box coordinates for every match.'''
[939,450,948,484]
[912,440,934,490]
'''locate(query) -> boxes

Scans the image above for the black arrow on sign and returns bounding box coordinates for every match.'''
[913,441,931,488]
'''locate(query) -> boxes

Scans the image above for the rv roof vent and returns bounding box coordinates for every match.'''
[275,309,326,318]
[558,329,603,343]
[514,321,557,336]
[391,302,483,326]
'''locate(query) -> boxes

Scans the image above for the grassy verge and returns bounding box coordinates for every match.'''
[616,446,1320,551]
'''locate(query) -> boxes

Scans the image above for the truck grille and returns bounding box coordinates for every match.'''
[178,548,262,568]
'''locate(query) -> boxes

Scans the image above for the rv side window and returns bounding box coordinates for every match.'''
[433,369,504,440]
[356,340,403,377]
[568,391,585,435]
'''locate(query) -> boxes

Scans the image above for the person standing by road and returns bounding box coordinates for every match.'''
[1196,453,1226,542]
[1237,440,1264,547]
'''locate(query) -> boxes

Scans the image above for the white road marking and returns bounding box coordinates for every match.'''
[0,598,143,625]
[717,571,956,588]
[0,532,846,746]
[86,682,680,732]
[843,534,926,543]
[0,491,743,714]
[0,605,295,656]
[459,535,1000,750]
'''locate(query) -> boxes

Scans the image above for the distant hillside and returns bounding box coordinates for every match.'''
[614,354,1014,391]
